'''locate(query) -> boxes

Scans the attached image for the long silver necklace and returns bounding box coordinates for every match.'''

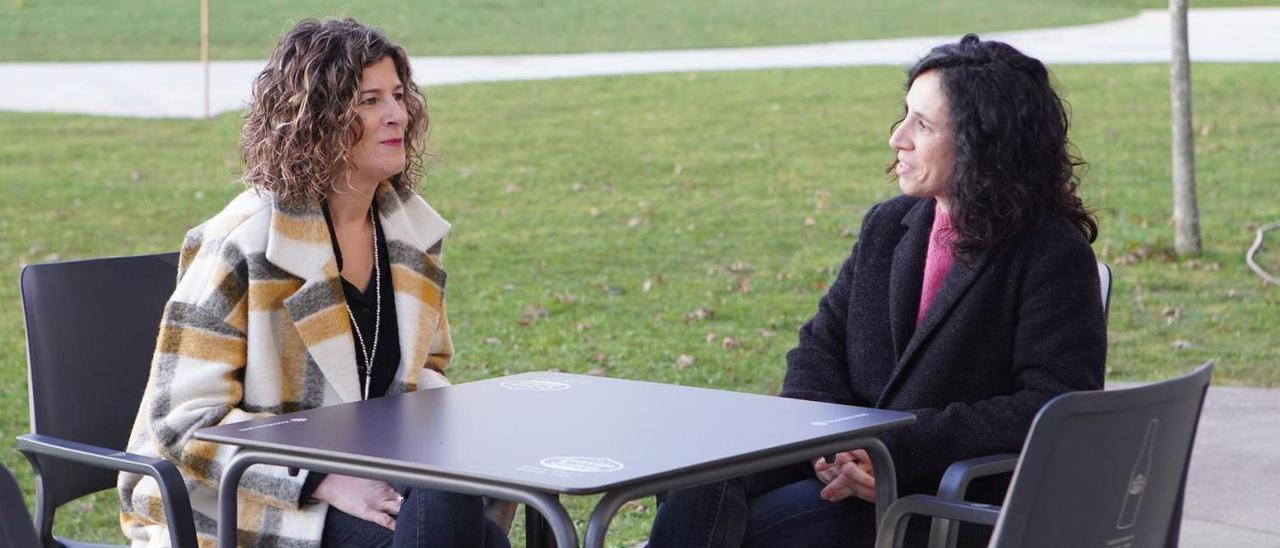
[344,206,381,400]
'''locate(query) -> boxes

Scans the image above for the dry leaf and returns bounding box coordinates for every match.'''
[676,354,695,369]
[756,329,776,339]
[642,279,653,292]
[735,276,752,293]
[685,307,715,321]
[721,337,740,350]
[627,217,645,229]
[483,337,501,345]
[518,304,550,325]
[624,500,648,513]
[576,322,594,332]
[592,353,608,364]
[587,367,608,377]
[589,207,601,217]
[572,182,585,192]
[705,332,717,343]
[803,216,816,227]
[1171,339,1195,350]
[553,292,577,304]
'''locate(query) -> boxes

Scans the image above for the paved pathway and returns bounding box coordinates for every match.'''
[1,8,1279,118]
[3,7,1278,545]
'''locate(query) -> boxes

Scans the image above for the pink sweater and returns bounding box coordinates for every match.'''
[917,205,955,328]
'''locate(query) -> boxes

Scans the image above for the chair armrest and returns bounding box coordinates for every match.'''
[928,453,1017,548]
[875,494,1001,548]
[936,453,1018,499]
[16,433,198,548]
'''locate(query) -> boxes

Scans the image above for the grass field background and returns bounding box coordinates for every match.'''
[2,62,1277,544]
[0,0,1277,61]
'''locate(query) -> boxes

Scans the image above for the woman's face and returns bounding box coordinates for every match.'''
[888,69,956,210]
[347,57,408,188]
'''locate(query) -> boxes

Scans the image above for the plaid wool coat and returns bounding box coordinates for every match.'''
[118,183,453,547]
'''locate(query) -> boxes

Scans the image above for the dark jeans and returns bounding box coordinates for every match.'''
[649,462,878,548]
[321,487,510,548]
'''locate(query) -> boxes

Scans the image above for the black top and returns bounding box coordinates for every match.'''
[321,204,401,400]
[306,204,402,499]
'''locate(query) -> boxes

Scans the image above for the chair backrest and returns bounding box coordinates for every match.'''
[1098,261,1112,323]
[0,462,40,548]
[19,253,179,512]
[990,361,1212,548]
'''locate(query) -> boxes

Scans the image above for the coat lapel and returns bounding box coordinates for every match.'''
[375,184,450,392]
[878,208,995,407]
[264,197,363,403]
[887,199,933,361]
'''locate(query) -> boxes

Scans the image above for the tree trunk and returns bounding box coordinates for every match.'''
[1170,0,1202,255]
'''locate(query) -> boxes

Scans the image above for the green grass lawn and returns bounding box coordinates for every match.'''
[1,0,1277,61]
[1,62,1276,545]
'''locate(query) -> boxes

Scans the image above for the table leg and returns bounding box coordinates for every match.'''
[859,438,898,527]
[217,449,253,548]
[525,500,559,548]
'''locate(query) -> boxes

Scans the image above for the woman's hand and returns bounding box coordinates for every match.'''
[311,474,403,530]
[812,449,876,503]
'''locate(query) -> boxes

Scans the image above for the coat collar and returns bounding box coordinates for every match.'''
[878,198,994,407]
[264,183,450,402]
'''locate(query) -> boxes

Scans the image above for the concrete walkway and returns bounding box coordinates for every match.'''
[3,7,1278,546]
[2,7,1279,118]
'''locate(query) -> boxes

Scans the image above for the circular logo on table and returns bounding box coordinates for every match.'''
[539,456,625,473]
[500,380,571,391]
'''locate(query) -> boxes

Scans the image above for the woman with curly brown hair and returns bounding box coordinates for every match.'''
[650,34,1107,547]
[118,18,510,547]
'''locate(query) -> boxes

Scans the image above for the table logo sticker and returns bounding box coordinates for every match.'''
[538,456,625,473]
[809,413,869,426]
[499,380,572,391]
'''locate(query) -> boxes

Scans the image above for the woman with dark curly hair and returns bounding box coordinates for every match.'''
[118,18,511,547]
[650,34,1106,547]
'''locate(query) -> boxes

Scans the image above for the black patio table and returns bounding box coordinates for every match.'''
[196,371,915,547]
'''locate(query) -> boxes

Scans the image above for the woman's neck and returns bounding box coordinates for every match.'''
[326,180,381,225]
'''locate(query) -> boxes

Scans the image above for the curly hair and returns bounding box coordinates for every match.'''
[239,18,428,206]
[894,34,1097,258]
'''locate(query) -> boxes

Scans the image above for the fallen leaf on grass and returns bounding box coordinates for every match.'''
[576,322,593,331]
[676,355,695,369]
[552,292,577,304]
[623,500,648,513]
[705,332,717,343]
[1171,339,1195,350]
[518,304,550,325]
[483,337,501,345]
[587,367,608,377]
[685,307,715,321]
[721,337,740,350]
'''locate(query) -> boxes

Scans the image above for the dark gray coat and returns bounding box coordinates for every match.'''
[781,194,1106,496]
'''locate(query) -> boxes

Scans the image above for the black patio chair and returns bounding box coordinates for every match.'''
[15,253,196,547]
[1,461,41,548]
[877,360,1213,548]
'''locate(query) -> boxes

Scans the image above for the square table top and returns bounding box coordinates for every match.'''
[196,372,914,494]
